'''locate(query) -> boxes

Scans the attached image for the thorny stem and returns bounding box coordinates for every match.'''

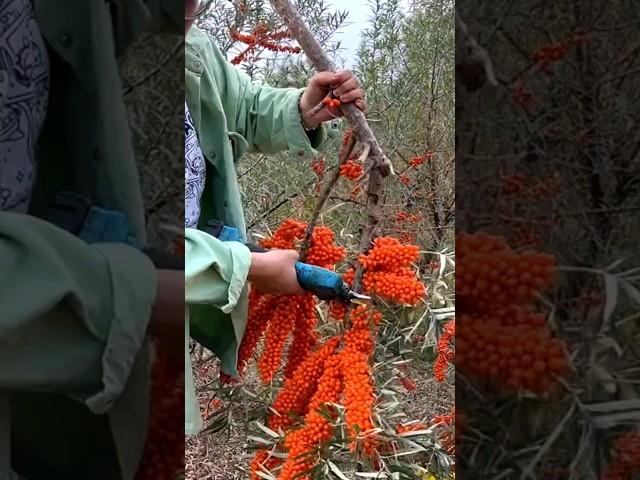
[300,134,357,261]
[268,0,393,293]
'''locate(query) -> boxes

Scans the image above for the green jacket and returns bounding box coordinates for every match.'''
[1,1,180,478]
[184,26,340,434]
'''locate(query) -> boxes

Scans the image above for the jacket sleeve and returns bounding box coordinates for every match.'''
[185,228,251,312]
[185,228,251,434]
[210,40,341,160]
[0,213,156,415]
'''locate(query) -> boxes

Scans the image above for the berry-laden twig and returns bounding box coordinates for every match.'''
[306,93,341,120]
[602,427,640,480]
[299,130,356,260]
[456,232,570,396]
[229,23,302,65]
[136,345,184,479]
[241,219,429,479]
[268,0,395,295]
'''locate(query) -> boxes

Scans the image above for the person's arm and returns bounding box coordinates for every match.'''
[0,212,156,414]
[185,228,303,308]
[185,228,251,309]
[201,35,341,159]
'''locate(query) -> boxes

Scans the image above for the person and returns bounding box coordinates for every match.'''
[1,1,184,478]
[183,0,367,434]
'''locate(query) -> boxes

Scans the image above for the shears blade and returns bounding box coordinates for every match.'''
[348,290,372,305]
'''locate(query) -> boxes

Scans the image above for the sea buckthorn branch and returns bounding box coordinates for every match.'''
[299,132,357,261]
[242,220,429,477]
[269,0,394,289]
[269,0,392,177]
[229,23,302,65]
[456,232,570,395]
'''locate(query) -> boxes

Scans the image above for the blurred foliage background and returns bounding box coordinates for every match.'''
[457,1,640,478]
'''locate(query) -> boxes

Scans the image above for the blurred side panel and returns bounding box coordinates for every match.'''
[1,1,185,479]
[456,1,640,479]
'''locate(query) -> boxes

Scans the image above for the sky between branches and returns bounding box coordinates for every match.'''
[328,0,410,68]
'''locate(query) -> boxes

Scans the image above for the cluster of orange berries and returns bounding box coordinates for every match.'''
[322,97,342,109]
[602,428,640,480]
[279,354,343,480]
[431,408,455,454]
[252,305,383,478]
[409,152,434,168]
[399,173,412,186]
[532,41,573,69]
[341,237,425,306]
[136,346,184,480]
[230,24,301,65]
[340,160,364,180]
[457,232,570,395]
[396,210,422,223]
[267,337,340,432]
[340,305,381,453]
[257,295,311,383]
[341,348,376,453]
[457,232,555,312]
[238,291,317,384]
[456,315,568,394]
[434,319,455,382]
[261,219,345,268]
[238,220,346,384]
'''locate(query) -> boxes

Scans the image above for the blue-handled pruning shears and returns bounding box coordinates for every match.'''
[204,219,371,304]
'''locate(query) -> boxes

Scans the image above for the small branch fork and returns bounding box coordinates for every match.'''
[269,0,394,292]
[299,134,357,260]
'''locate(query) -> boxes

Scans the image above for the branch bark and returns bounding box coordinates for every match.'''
[455,10,497,93]
[270,0,393,177]
[299,135,357,261]
[269,0,394,293]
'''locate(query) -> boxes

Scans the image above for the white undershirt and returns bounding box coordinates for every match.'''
[184,101,207,228]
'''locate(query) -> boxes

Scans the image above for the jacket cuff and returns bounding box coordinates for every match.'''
[221,241,252,314]
[83,244,157,415]
[285,88,342,161]
[185,228,252,313]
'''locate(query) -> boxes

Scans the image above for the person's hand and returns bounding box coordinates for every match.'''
[299,71,366,129]
[248,250,304,295]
